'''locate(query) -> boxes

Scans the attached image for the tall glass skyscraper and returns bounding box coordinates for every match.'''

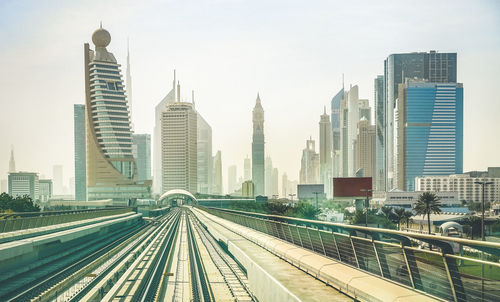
[84,26,150,201]
[252,94,265,196]
[132,134,151,182]
[395,81,463,191]
[384,51,457,190]
[74,104,86,200]
[330,88,343,177]
[374,75,385,191]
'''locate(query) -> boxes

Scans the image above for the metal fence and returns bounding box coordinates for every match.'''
[0,207,133,233]
[200,207,500,302]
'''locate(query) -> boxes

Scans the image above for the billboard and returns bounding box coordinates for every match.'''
[333,177,372,197]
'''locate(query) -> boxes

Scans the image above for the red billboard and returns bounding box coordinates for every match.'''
[333,177,372,197]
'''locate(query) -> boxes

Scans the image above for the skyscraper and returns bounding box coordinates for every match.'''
[74,104,86,201]
[84,25,150,201]
[244,156,251,181]
[153,71,176,194]
[132,134,151,182]
[265,156,273,197]
[161,86,197,193]
[384,51,457,190]
[8,146,15,173]
[331,88,343,178]
[126,41,133,130]
[356,118,376,180]
[374,75,385,192]
[282,172,288,198]
[299,138,320,184]
[197,113,213,194]
[52,165,63,195]
[213,150,223,195]
[252,94,265,196]
[319,106,333,197]
[394,80,463,191]
[272,167,279,197]
[228,165,237,194]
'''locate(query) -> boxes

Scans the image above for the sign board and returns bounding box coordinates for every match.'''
[333,177,372,198]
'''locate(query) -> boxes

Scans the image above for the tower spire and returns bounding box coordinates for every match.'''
[177,81,180,102]
[9,145,16,173]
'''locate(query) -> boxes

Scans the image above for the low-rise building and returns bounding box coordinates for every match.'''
[415,174,500,204]
[8,172,39,201]
[372,189,460,209]
[38,179,53,202]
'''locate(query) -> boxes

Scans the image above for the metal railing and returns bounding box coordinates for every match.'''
[0,207,133,233]
[200,207,500,302]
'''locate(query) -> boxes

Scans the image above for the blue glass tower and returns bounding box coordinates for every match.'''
[397,81,463,191]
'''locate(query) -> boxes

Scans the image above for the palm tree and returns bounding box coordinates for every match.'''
[402,210,413,230]
[394,208,406,230]
[414,192,442,235]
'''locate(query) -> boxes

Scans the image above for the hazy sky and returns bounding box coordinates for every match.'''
[1,0,499,193]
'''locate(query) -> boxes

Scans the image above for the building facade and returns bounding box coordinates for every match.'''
[9,146,15,173]
[197,113,213,194]
[372,190,459,208]
[74,104,86,201]
[132,134,151,182]
[242,180,254,198]
[356,118,376,181]
[384,51,457,190]
[212,150,223,195]
[319,107,333,198]
[415,174,500,204]
[39,179,53,202]
[161,100,197,193]
[244,156,251,181]
[395,80,463,191]
[252,94,265,196]
[8,172,39,200]
[84,26,150,201]
[374,75,385,192]
[331,88,344,178]
[299,138,320,184]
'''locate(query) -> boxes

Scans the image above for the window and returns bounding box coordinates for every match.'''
[107,82,116,90]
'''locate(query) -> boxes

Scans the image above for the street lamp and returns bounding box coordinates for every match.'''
[288,193,296,203]
[312,192,321,210]
[474,180,493,301]
[360,189,372,227]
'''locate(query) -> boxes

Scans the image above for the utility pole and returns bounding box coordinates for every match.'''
[360,189,372,227]
[474,180,492,301]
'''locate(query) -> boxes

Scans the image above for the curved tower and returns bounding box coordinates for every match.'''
[84,25,150,201]
[252,94,265,196]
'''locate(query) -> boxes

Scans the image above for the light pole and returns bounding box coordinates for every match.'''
[288,193,296,204]
[360,189,372,227]
[474,180,492,301]
[312,192,321,210]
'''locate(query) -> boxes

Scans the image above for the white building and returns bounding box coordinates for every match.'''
[415,174,500,204]
[372,189,459,209]
[197,112,213,194]
[8,172,39,201]
[39,179,53,202]
[161,97,197,193]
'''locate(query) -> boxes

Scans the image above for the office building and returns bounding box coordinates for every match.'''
[74,104,86,201]
[213,150,223,195]
[374,75,385,192]
[132,134,151,182]
[244,156,251,181]
[252,94,265,196]
[84,25,150,201]
[126,42,133,130]
[394,80,463,191]
[319,106,333,198]
[153,71,176,194]
[197,113,213,194]
[39,179,53,202]
[272,167,279,197]
[265,157,273,196]
[8,172,39,200]
[52,165,63,195]
[331,88,343,178]
[242,180,254,198]
[299,138,320,184]
[282,173,288,198]
[161,87,197,193]
[356,118,376,181]
[384,51,457,190]
[415,174,500,204]
[372,190,459,208]
[228,165,237,194]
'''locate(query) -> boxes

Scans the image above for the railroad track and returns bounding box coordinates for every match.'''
[1,219,145,302]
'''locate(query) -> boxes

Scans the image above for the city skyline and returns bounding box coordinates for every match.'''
[1,1,499,189]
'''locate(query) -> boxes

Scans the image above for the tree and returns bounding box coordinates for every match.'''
[402,210,413,229]
[461,216,482,239]
[291,202,320,220]
[0,193,40,212]
[414,192,442,235]
[394,208,406,230]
